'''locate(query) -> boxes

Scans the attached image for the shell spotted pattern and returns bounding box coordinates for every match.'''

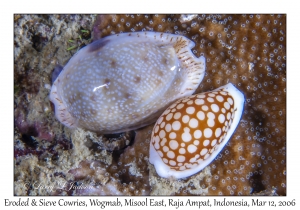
[50,32,206,134]
[150,83,245,179]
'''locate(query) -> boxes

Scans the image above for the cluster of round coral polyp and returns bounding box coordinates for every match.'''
[149,83,245,179]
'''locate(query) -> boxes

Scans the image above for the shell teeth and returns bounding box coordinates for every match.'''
[149,83,245,179]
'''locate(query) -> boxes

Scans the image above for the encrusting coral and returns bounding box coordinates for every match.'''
[14,14,286,196]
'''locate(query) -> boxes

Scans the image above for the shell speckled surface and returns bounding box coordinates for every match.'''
[50,32,205,133]
[149,83,245,179]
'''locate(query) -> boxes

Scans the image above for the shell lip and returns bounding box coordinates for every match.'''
[49,81,78,129]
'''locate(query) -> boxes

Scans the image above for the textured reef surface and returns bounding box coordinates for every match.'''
[14,14,285,195]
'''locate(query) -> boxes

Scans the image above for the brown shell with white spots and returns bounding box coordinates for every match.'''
[150,83,244,179]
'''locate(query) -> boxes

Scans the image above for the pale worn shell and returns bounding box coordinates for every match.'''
[50,32,206,133]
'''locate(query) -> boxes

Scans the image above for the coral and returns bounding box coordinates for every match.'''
[93,14,286,195]
[14,14,286,196]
